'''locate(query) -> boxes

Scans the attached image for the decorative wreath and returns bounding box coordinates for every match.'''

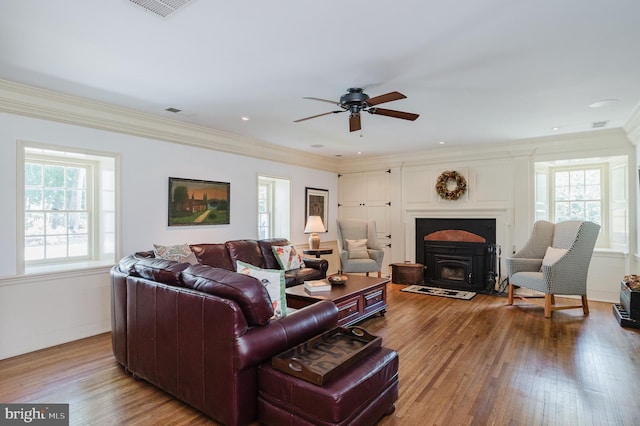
[435,170,467,200]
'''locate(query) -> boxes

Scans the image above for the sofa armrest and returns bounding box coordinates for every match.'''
[302,257,328,274]
[234,301,338,370]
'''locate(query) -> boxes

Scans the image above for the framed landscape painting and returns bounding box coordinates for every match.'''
[168,177,230,226]
[305,187,329,231]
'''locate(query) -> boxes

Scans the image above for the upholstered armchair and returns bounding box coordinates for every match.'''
[336,219,384,277]
[506,220,600,318]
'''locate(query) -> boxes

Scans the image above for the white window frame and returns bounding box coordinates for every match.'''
[258,178,274,239]
[549,163,606,227]
[257,175,291,240]
[17,141,119,274]
[535,156,629,250]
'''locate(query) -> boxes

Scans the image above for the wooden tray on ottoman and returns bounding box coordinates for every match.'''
[272,326,382,386]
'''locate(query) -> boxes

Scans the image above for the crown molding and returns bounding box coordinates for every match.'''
[0,79,338,173]
[334,128,632,173]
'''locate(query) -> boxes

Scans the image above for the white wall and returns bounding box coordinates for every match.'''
[393,131,637,302]
[0,112,338,359]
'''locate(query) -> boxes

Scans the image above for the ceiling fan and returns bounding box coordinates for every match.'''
[294,87,420,132]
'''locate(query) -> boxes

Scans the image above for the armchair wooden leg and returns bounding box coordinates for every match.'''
[507,283,514,305]
[582,295,590,315]
[544,294,552,318]
[550,294,556,305]
[377,271,382,278]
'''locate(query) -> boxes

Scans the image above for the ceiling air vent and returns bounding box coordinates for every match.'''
[592,121,608,128]
[128,0,192,18]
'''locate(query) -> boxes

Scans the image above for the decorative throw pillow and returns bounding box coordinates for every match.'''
[346,239,369,259]
[153,243,198,265]
[542,246,567,267]
[236,260,287,319]
[272,245,305,271]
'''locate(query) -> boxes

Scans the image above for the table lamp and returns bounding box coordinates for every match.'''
[304,215,325,249]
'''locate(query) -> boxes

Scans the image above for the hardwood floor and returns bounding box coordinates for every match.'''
[1,284,639,425]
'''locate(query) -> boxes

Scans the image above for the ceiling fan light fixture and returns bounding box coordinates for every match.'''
[295,88,419,133]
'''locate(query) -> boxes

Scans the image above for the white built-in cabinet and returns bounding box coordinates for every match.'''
[338,170,392,274]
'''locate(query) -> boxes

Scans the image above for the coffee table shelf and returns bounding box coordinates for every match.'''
[286,274,389,326]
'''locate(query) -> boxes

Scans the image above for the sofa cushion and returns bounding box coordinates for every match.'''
[153,243,199,265]
[272,245,305,271]
[258,238,291,270]
[236,261,287,319]
[133,258,190,287]
[190,243,235,270]
[227,240,266,269]
[181,264,274,326]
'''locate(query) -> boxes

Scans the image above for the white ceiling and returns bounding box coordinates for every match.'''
[1,0,639,158]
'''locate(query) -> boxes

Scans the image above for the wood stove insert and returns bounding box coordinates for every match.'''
[416,219,497,292]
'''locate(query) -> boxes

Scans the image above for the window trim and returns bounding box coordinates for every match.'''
[535,155,629,250]
[17,140,121,275]
[257,174,291,240]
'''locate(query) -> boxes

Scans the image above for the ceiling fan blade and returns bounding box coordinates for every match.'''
[303,97,340,106]
[369,107,419,121]
[365,91,406,106]
[294,110,344,123]
[349,113,361,132]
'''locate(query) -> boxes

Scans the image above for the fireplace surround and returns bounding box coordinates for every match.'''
[416,218,497,292]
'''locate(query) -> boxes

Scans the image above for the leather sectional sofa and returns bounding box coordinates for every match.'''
[111,251,339,425]
[189,238,328,287]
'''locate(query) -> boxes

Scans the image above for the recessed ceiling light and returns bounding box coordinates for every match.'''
[589,99,619,108]
[439,141,446,145]
[552,127,560,131]
[310,144,324,148]
[241,116,250,121]
[357,152,362,155]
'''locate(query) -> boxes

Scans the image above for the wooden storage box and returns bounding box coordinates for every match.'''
[614,281,640,329]
[620,281,640,320]
[391,262,424,285]
[271,326,381,386]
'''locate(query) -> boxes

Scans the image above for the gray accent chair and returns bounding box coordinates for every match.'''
[506,220,600,318]
[336,219,384,277]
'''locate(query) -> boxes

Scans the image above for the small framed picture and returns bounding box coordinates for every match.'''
[305,187,329,231]
[168,177,230,226]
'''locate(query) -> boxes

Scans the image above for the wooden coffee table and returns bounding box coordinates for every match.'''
[286,274,389,326]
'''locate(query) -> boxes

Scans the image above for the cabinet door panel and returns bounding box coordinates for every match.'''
[365,171,389,203]
[366,205,390,234]
[339,173,365,204]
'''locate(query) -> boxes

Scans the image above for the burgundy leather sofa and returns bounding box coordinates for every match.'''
[111,254,339,425]
[189,238,327,287]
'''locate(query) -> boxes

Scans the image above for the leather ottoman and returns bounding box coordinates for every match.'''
[258,346,399,426]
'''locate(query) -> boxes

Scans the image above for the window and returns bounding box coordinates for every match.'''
[535,156,628,250]
[257,175,290,240]
[24,160,91,261]
[552,166,603,224]
[258,179,273,239]
[18,142,118,273]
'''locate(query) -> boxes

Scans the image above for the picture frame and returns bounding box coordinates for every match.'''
[305,187,329,231]
[168,177,230,226]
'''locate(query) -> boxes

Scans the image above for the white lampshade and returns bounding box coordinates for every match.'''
[304,216,326,234]
[304,216,325,249]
